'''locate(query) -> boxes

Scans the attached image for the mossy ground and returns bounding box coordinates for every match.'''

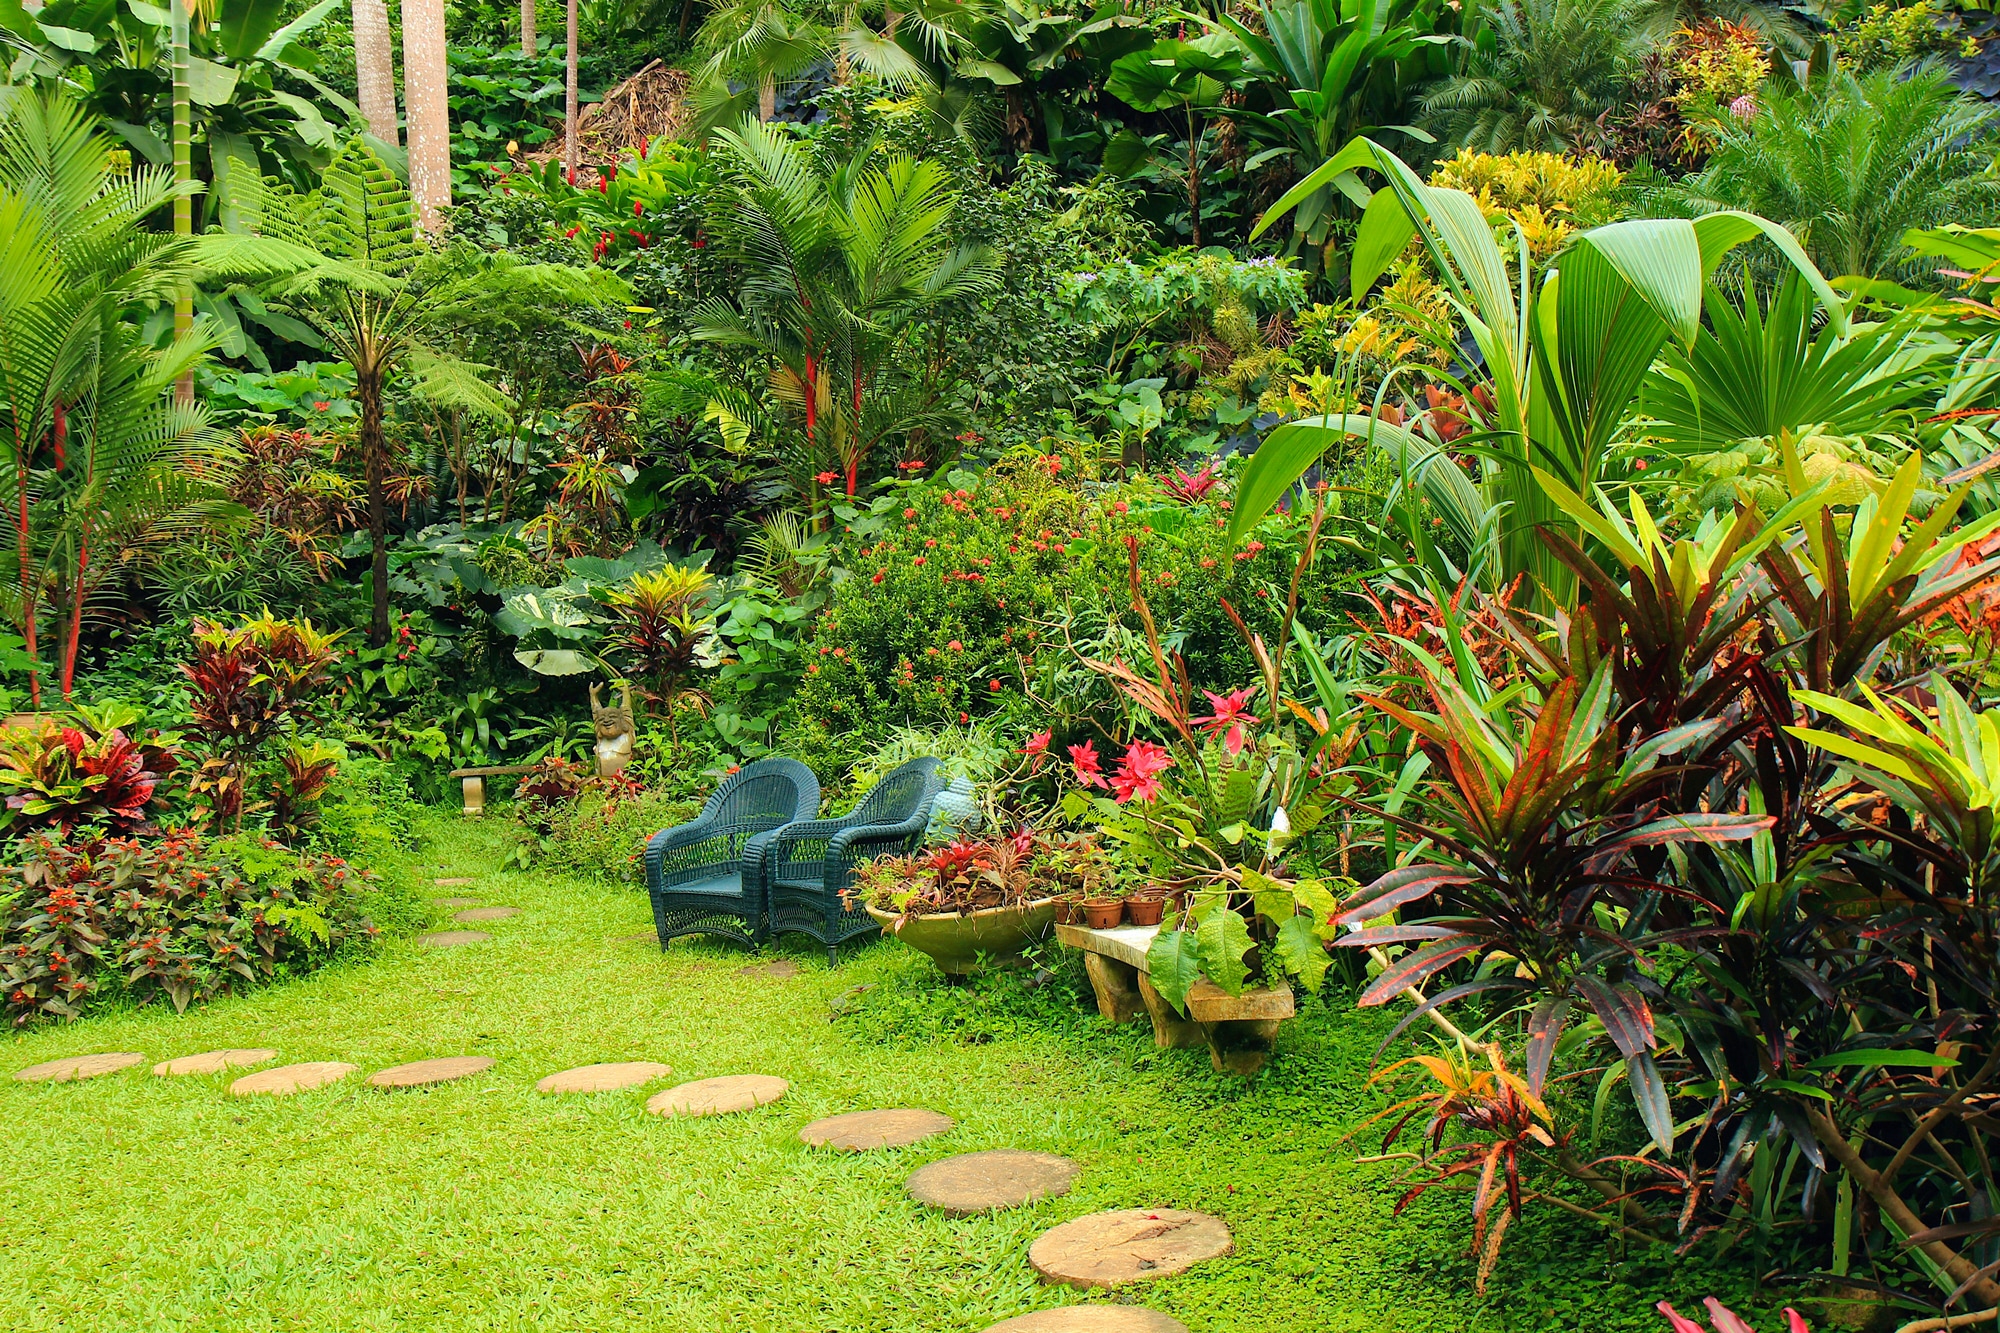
[1,815,1772,1332]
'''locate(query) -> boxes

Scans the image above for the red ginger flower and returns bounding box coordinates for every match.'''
[1111,740,1174,803]
[1069,740,1108,789]
[1194,686,1258,755]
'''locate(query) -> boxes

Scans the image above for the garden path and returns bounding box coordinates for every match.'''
[0,816,1736,1331]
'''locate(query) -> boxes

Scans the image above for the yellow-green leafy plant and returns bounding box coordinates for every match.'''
[1669,20,1770,107]
[1427,148,1625,260]
[1837,0,1978,71]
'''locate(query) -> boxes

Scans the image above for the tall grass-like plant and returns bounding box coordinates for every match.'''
[1417,0,1667,154]
[1663,63,2000,281]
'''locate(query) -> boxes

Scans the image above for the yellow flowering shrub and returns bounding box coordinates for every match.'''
[1427,149,1625,261]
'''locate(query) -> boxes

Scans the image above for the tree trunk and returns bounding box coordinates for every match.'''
[170,0,193,404]
[759,75,775,122]
[359,365,392,648]
[403,0,451,232]
[564,0,579,180]
[520,0,536,56]
[676,0,696,42]
[352,0,400,146]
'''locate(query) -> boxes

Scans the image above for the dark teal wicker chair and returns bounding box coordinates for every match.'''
[757,758,947,964]
[643,757,819,951]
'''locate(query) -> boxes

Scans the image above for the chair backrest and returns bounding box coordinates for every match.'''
[850,757,945,828]
[704,757,820,832]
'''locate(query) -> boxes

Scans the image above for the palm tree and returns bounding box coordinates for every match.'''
[688,118,999,501]
[521,0,536,56]
[1661,63,2000,282]
[0,94,240,702]
[1418,0,1668,154]
[402,0,450,231]
[352,0,400,146]
[247,138,625,646]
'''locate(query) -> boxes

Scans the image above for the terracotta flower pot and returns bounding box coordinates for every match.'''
[1081,898,1126,929]
[1125,896,1166,927]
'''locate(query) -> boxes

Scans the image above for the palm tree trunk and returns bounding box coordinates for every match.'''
[520,0,536,56]
[759,74,775,122]
[170,0,193,404]
[352,0,400,146]
[359,364,392,648]
[403,0,451,233]
[564,0,579,180]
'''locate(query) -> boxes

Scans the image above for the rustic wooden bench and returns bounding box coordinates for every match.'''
[449,764,537,816]
[1054,920,1295,1077]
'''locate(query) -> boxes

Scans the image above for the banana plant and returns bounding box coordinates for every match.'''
[1232,136,1844,605]
[1102,34,1244,248]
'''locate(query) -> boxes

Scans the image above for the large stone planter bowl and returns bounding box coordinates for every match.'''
[865,899,1061,976]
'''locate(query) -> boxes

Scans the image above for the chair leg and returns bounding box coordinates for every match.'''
[827,942,839,968]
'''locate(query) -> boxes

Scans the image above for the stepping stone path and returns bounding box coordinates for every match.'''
[1029,1210,1232,1289]
[231,1062,357,1097]
[368,1057,495,1088]
[985,1310,1189,1333]
[736,959,800,979]
[453,907,518,923]
[435,897,480,908]
[907,1150,1080,1216]
[434,877,475,886]
[153,1049,277,1077]
[419,930,490,948]
[647,1074,788,1118]
[800,1108,953,1151]
[537,1061,673,1093]
[15,1052,145,1083]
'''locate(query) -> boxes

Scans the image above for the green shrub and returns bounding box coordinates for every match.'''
[532,787,700,886]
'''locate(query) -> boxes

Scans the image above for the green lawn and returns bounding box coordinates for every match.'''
[1,816,1760,1332]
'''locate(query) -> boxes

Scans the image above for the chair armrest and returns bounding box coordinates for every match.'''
[647,814,767,889]
[823,809,935,890]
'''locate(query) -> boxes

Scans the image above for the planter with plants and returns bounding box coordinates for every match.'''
[850,830,1080,976]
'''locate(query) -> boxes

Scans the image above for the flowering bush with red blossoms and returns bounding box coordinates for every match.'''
[0,829,383,1025]
[785,453,1346,770]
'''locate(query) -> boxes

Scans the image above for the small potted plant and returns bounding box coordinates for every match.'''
[1125,884,1172,928]
[1080,886,1126,929]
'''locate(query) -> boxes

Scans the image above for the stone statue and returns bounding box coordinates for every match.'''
[589,681,636,779]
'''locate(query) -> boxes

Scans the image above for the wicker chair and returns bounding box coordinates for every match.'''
[757,757,947,965]
[643,757,820,951]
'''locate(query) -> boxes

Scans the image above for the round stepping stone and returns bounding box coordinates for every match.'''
[801,1108,954,1151]
[434,877,475,886]
[736,959,800,979]
[153,1049,278,1077]
[907,1150,1080,1216]
[230,1061,357,1097]
[419,930,490,948]
[647,1074,788,1117]
[986,1309,1189,1333]
[435,897,480,908]
[368,1056,494,1088]
[537,1061,672,1093]
[453,907,518,922]
[15,1052,145,1083]
[1029,1210,1232,1289]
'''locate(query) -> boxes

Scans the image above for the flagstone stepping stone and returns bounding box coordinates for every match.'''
[153,1049,278,1077]
[647,1074,788,1117]
[985,1309,1189,1333]
[537,1061,673,1093]
[800,1108,953,1151]
[1028,1210,1232,1289]
[435,877,476,886]
[906,1150,1079,1216]
[736,959,800,979]
[15,1052,145,1083]
[230,1062,357,1097]
[454,907,518,923]
[419,930,490,948]
[368,1056,495,1088]
[435,897,480,908]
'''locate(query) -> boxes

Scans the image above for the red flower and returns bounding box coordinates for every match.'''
[989,679,1002,692]
[815,470,839,485]
[1069,740,1109,789]
[564,225,580,238]
[633,199,644,216]
[1195,686,1258,755]
[948,640,962,651]
[959,712,969,724]
[871,571,884,584]
[899,459,927,471]
[1111,740,1175,804]
[1021,730,1051,758]
[913,556,927,567]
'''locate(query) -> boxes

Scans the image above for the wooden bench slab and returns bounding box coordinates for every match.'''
[1055,919,1295,1077]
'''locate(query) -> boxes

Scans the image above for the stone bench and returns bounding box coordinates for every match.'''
[1054,921,1294,1077]
[449,764,536,816]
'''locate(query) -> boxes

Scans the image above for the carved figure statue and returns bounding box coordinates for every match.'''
[589,681,636,779]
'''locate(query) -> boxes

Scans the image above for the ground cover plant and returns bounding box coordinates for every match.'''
[10,0,2000,1326]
